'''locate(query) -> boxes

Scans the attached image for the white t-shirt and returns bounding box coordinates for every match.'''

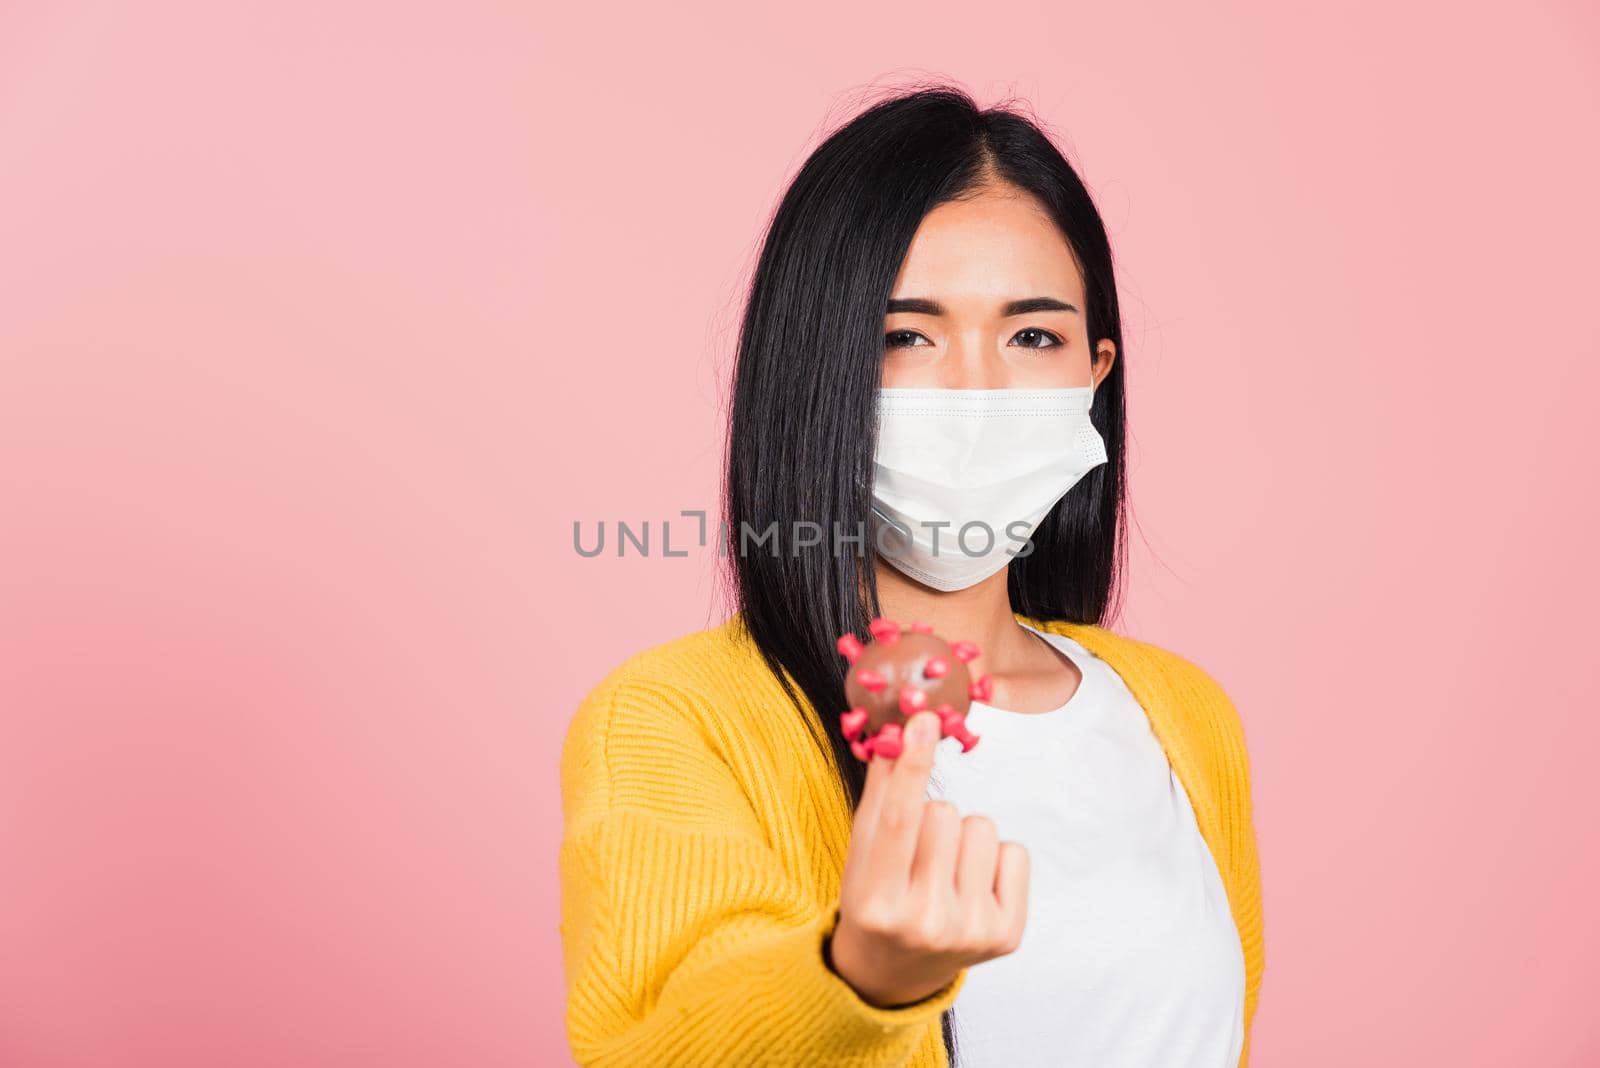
[924,626,1246,1067]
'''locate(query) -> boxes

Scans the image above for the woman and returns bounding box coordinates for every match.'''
[558,85,1263,1067]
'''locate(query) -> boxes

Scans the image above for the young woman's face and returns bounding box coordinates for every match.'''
[882,182,1116,390]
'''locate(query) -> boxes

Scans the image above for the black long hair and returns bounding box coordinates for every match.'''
[720,83,1128,1065]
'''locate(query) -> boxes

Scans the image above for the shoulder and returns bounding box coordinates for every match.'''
[566,616,767,735]
[559,617,780,825]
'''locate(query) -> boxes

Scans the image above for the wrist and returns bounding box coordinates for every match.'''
[825,914,951,1009]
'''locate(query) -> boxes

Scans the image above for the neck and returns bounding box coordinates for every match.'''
[871,560,1041,674]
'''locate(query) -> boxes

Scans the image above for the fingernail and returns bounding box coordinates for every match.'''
[911,712,937,745]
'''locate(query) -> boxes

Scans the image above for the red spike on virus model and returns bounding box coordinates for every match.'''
[835,617,992,761]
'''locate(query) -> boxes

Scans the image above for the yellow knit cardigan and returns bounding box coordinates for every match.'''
[558,614,1264,1066]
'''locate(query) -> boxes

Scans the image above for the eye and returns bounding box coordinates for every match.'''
[1009,327,1064,349]
[885,330,933,350]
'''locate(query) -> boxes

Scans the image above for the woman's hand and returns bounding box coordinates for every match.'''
[825,710,1030,1007]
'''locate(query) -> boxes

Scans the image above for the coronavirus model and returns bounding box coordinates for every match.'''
[835,617,993,761]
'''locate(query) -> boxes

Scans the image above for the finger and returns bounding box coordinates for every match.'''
[884,711,941,808]
[846,739,895,865]
[908,799,961,892]
[854,735,894,825]
[864,711,942,887]
[955,814,1000,900]
[994,841,1031,937]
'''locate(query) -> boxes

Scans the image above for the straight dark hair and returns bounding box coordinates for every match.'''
[720,83,1128,1066]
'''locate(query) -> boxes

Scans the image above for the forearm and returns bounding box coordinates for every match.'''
[561,810,962,1067]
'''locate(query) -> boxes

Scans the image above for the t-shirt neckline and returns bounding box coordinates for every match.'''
[960,624,1094,737]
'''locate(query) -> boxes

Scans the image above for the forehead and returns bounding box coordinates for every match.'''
[891,185,1085,304]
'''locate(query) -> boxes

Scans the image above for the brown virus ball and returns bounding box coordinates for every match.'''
[835,617,993,761]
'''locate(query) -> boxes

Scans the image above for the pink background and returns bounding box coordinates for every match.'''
[2,2,1597,1065]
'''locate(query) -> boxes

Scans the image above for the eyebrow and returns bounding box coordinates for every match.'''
[886,296,1080,316]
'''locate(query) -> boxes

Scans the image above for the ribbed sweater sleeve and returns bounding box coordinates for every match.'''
[558,664,964,1067]
[1202,673,1264,1067]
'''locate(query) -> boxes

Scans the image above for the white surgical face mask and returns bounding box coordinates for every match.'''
[869,385,1107,592]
